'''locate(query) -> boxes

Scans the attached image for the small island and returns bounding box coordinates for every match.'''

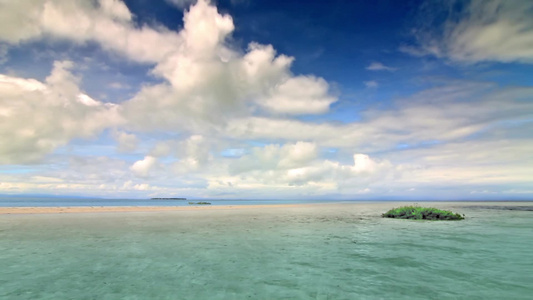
[382,206,464,220]
[188,201,211,205]
[151,197,187,200]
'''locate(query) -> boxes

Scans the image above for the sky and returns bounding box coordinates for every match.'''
[0,0,532,200]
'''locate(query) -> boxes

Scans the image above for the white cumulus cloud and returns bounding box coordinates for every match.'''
[0,0,338,165]
[260,76,336,115]
[130,156,157,178]
[0,61,120,164]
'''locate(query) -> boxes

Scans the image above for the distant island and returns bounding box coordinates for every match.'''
[151,197,187,200]
[382,206,464,220]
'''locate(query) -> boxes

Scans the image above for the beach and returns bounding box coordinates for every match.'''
[0,203,318,214]
[1,201,532,299]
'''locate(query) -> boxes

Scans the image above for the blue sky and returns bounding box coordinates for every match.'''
[0,0,531,199]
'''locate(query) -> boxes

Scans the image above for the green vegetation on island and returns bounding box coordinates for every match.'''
[382,206,464,220]
[188,201,211,205]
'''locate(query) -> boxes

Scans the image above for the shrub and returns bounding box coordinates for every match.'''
[188,201,211,205]
[382,206,464,220]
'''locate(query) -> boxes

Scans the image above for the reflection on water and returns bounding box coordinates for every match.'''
[1,203,532,299]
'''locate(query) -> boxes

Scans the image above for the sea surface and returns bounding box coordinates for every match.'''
[1,201,532,299]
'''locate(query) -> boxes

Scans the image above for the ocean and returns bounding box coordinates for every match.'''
[1,201,531,299]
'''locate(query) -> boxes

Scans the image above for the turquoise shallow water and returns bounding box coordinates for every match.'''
[1,202,532,299]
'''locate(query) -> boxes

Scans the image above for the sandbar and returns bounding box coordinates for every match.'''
[0,203,321,215]
[1,201,530,215]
